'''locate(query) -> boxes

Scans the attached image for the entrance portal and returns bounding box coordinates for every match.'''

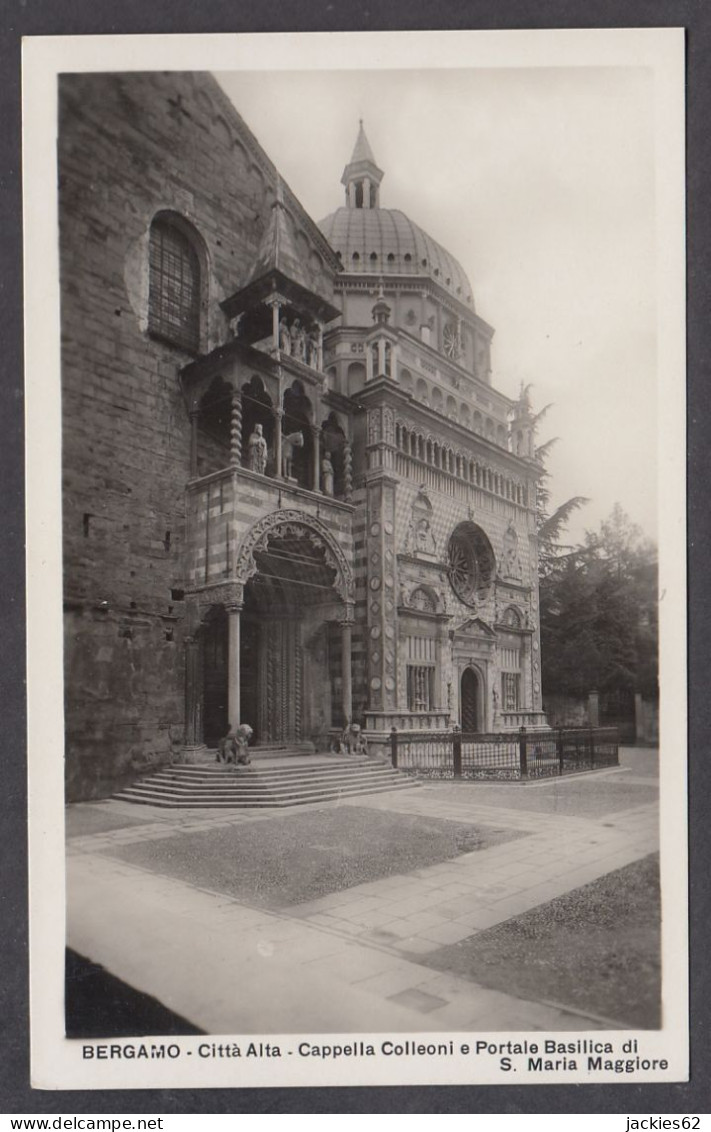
[460,667,480,733]
[200,514,354,750]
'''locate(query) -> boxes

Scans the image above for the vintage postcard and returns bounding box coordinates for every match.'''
[24,29,687,1090]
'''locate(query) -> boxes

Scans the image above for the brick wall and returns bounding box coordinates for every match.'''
[59,72,298,799]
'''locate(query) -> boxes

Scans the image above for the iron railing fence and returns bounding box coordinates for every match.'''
[390,725,619,781]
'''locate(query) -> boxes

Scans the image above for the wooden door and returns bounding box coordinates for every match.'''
[460,667,479,733]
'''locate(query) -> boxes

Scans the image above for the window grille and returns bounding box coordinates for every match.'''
[407,665,435,712]
[149,218,201,352]
[502,672,520,712]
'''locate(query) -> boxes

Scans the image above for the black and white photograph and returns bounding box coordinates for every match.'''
[24,29,687,1090]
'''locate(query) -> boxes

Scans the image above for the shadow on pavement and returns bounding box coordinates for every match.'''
[65,949,204,1038]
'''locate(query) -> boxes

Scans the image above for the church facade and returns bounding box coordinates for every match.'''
[60,71,545,802]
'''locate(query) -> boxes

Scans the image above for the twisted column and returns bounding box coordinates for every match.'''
[343,442,353,501]
[230,389,242,467]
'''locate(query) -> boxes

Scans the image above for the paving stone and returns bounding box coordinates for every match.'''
[417,922,475,946]
[387,987,449,1014]
[392,937,439,956]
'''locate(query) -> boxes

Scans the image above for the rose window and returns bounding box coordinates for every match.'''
[446,522,496,608]
[442,322,461,360]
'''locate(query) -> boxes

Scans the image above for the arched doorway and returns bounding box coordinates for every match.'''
[200,512,354,749]
[460,667,480,733]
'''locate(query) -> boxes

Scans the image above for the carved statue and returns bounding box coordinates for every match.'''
[340,721,368,757]
[278,317,291,354]
[290,318,306,360]
[416,517,432,552]
[321,452,335,496]
[501,522,523,581]
[281,430,304,478]
[247,423,268,475]
[217,723,253,766]
[308,328,320,369]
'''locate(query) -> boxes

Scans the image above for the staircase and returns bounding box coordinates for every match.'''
[113,753,420,809]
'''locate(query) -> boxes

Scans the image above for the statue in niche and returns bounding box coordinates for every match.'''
[247,423,268,475]
[278,317,291,354]
[416,517,433,553]
[501,522,523,581]
[281,430,304,478]
[411,587,436,613]
[308,327,320,369]
[405,490,437,556]
[321,452,335,496]
[290,318,306,360]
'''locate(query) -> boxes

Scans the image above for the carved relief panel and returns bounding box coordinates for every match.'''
[365,479,398,711]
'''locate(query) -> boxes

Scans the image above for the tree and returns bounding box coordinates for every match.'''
[510,383,590,575]
[539,504,658,699]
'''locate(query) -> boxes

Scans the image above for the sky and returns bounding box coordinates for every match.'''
[217,66,658,545]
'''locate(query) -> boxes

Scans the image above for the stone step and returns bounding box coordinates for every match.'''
[134,776,405,798]
[153,763,386,787]
[164,756,370,775]
[119,765,404,794]
[113,777,419,809]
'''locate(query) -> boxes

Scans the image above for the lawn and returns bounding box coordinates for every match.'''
[421,852,661,1028]
[108,805,521,908]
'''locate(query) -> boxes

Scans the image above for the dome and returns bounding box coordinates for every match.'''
[319,207,475,308]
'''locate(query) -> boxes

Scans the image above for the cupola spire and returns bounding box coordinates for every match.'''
[341,120,384,210]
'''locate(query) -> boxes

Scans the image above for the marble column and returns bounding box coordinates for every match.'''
[189,408,199,478]
[267,298,281,352]
[317,322,324,372]
[227,602,243,729]
[273,407,283,479]
[183,634,204,753]
[340,614,354,726]
[434,633,444,711]
[312,424,321,493]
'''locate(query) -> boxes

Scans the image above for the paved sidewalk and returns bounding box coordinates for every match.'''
[66,750,658,1034]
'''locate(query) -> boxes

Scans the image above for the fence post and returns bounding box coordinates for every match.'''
[557,727,564,776]
[589,727,595,769]
[452,725,462,779]
[390,726,398,769]
[519,726,528,780]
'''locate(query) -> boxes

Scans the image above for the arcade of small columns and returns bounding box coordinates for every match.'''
[189,381,354,498]
[189,292,356,496]
[393,419,530,506]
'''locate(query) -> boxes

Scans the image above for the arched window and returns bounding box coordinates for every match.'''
[148,214,203,352]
